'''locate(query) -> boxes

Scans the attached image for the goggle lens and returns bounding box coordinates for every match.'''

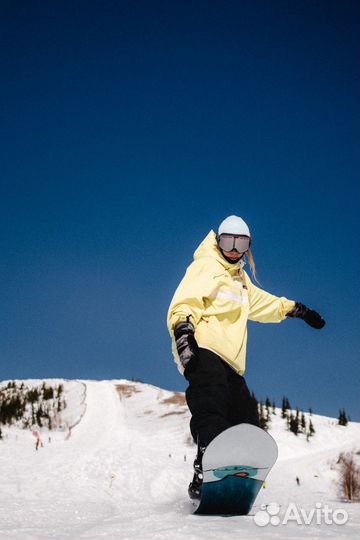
[218,234,250,253]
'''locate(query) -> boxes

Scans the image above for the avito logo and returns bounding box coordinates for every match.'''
[254,502,348,527]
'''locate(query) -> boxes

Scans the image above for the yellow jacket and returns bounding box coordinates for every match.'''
[167,231,295,375]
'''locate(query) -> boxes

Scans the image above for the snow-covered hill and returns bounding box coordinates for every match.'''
[0,379,359,540]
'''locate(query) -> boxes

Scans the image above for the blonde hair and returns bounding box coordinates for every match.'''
[246,247,259,283]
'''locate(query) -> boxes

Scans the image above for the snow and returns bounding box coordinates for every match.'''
[0,379,359,539]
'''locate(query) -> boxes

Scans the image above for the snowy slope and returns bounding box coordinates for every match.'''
[0,379,359,540]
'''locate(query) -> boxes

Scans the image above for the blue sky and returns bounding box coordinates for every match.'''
[1,0,359,420]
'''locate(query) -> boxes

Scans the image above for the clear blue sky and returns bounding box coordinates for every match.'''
[1,1,359,420]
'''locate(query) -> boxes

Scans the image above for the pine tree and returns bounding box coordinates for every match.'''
[338,409,349,426]
[27,388,39,403]
[36,406,43,428]
[43,386,54,400]
[31,403,36,426]
[265,397,271,415]
[289,412,299,436]
[259,402,269,431]
[288,412,293,432]
[301,412,306,432]
[308,419,315,437]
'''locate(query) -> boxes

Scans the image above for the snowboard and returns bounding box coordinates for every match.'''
[192,423,278,516]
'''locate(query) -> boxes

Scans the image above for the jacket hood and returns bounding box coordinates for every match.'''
[193,230,245,272]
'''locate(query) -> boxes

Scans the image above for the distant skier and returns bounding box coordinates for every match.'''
[167,215,325,499]
[32,430,41,451]
[296,476,300,486]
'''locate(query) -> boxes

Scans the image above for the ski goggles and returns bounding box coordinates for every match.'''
[218,234,251,253]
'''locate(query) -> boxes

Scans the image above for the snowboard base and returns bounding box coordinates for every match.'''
[190,424,278,516]
[194,468,263,515]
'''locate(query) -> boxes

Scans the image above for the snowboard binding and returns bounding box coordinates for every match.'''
[188,440,206,500]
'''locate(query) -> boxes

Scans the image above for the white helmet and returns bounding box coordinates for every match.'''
[218,215,251,237]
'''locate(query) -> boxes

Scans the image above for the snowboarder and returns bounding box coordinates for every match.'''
[167,215,325,499]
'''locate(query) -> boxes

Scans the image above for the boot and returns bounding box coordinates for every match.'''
[188,439,206,500]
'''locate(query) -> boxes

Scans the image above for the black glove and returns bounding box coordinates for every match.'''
[287,302,325,329]
[174,321,199,368]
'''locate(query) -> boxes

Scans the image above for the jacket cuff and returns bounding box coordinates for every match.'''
[281,299,296,319]
[170,314,194,333]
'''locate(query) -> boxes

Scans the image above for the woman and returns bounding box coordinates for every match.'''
[167,215,325,499]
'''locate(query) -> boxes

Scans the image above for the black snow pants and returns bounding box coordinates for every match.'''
[184,348,260,448]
